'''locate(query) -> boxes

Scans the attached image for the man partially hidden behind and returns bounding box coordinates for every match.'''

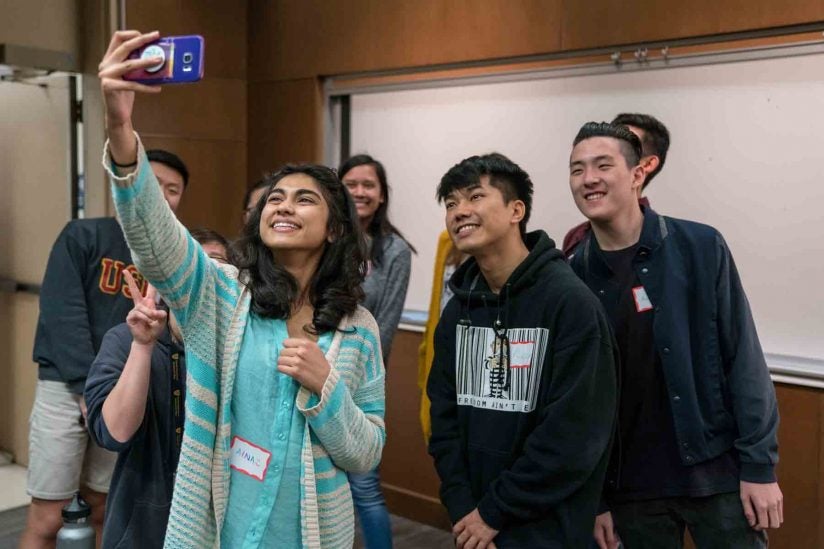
[22,149,189,548]
[562,113,670,258]
[427,153,618,548]
[83,231,228,548]
[566,122,782,549]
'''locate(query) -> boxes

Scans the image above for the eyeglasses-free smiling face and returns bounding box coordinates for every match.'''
[443,176,524,255]
[569,136,645,224]
[259,174,331,255]
[341,164,384,226]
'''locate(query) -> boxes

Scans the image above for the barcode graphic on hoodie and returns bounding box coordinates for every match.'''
[455,325,549,413]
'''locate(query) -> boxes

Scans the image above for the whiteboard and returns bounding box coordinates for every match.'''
[349,51,824,360]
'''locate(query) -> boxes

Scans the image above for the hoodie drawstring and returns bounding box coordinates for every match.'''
[498,284,512,391]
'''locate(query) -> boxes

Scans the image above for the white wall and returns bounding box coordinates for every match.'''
[351,50,824,360]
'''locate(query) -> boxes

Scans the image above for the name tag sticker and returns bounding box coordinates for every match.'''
[230,436,271,481]
[509,340,535,368]
[632,286,653,313]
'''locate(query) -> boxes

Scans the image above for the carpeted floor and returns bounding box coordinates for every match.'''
[0,506,452,548]
[355,514,453,548]
[0,506,26,549]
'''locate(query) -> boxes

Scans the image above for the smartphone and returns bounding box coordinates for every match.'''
[123,35,205,84]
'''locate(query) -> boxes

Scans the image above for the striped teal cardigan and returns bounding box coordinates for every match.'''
[104,138,386,548]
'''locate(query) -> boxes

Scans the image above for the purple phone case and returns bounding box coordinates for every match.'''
[124,35,205,84]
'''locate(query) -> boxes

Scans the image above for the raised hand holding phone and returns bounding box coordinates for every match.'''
[100,31,204,165]
[123,270,166,345]
[99,30,164,165]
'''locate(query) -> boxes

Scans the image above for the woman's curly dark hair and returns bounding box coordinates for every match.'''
[230,164,367,334]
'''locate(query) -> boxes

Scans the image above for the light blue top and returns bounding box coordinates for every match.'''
[220,313,332,548]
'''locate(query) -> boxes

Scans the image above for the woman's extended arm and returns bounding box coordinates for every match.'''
[98,30,236,329]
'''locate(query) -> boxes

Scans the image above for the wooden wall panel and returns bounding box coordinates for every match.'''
[561,0,824,51]
[126,0,248,240]
[247,78,323,181]
[80,0,112,74]
[125,0,247,79]
[133,79,247,142]
[771,383,822,548]
[140,136,247,240]
[134,78,247,239]
[382,330,451,530]
[0,0,82,67]
[248,0,563,81]
[819,393,824,546]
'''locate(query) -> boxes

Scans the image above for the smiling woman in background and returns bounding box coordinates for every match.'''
[339,154,414,549]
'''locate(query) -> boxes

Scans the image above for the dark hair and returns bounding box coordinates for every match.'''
[230,164,367,334]
[146,149,189,188]
[573,122,643,169]
[436,152,534,236]
[612,113,670,188]
[242,178,271,213]
[338,154,416,265]
[190,227,229,250]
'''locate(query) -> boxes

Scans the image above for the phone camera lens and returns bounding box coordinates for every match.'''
[182,52,193,64]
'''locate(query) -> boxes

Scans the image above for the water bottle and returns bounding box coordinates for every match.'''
[56,493,96,549]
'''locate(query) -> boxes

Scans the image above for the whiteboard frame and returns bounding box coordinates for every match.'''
[324,35,824,167]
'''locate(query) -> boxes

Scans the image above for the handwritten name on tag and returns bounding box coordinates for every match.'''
[509,340,535,369]
[230,436,272,481]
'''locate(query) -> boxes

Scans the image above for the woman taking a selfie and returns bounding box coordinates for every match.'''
[98,30,386,548]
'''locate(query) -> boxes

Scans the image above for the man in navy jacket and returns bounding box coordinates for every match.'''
[567,122,781,549]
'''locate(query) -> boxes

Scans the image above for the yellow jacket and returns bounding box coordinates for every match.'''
[418,230,454,443]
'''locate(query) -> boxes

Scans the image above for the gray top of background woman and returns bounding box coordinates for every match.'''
[361,232,412,364]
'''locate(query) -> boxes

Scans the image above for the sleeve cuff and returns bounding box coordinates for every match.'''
[442,489,477,525]
[476,493,507,531]
[740,462,777,483]
[597,495,610,515]
[296,368,343,424]
[102,132,146,189]
[94,413,132,452]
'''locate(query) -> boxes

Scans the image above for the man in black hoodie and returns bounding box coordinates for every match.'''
[427,153,618,548]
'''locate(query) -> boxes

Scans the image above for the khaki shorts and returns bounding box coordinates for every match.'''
[27,379,117,500]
